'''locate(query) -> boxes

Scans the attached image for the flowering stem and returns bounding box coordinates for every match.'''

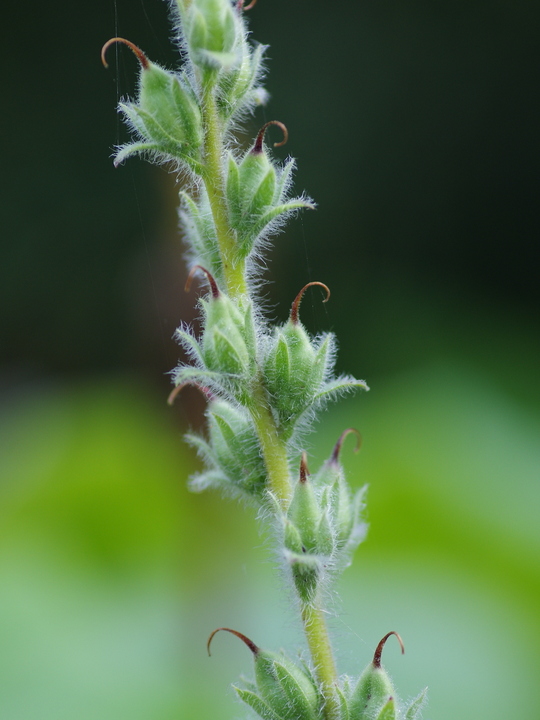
[200,80,338,707]
[301,601,340,720]
[249,378,292,505]
[201,83,247,297]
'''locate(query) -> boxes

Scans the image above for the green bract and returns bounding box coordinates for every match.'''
[103,2,427,720]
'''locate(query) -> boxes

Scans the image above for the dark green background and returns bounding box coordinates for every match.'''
[2,1,539,718]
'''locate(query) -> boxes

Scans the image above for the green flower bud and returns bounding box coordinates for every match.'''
[263,282,332,437]
[186,266,255,377]
[183,0,240,70]
[349,632,404,720]
[283,455,327,602]
[217,41,267,120]
[314,429,364,550]
[101,38,203,166]
[287,454,321,552]
[226,122,289,255]
[206,400,267,497]
[208,628,319,720]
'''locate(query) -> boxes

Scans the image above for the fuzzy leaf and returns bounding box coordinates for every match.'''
[113,142,162,167]
[274,661,318,720]
[174,327,205,365]
[404,689,428,720]
[234,687,284,720]
[336,684,350,720]
[314,376,369,403]
[256,199,315,232]
[376,697,396,720]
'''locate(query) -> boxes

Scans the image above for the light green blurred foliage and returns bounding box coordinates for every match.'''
[0,365,538,719]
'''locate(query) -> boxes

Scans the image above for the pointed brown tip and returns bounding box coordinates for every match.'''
[207,628,259,657]
[373,632,405,668]
[290,281,331,325]
[167,381,214,406]
[185,265,220,299]
[253,120,288,153]
[101,37,149,69]
[299,452,310,483]
[236,0,257,9]
[331,428,362,465]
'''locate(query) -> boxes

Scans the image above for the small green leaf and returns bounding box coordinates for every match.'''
[336,684,350,720]
[314,376,369,403]
[174,327,205,364]
[113,142,162,167]
[376,697,396,720]
[274,661,318,720]
[405,688,428,720]
[234,687,284,720]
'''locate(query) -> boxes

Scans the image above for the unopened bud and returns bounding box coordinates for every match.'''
[208,628,319,720]
[349,632,404,720]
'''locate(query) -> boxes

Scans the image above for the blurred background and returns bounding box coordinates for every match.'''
[2,0,539,718]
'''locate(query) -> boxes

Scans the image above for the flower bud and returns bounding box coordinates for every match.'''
[226,122,288,254]
[183,0,239,70]
[287,454,321,552]
[263,283,332,438]
[349,632,404,720]
[208,628,319,720]
[314,429,364,550]
[206,400,267,498]
[189,267,254,377]
[102,38,203,166]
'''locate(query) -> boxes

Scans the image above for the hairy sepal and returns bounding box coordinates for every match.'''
[404,689,427,720]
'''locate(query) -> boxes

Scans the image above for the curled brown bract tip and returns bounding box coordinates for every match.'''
[299,451,310,484]
[373,631,405,668]
[101,37,149,69]
[207,627,259,657]
[185,265,220,299]
[331,428,362,465]
[253,120,289,153]
[236,0,257,10]
[290,281,331,325]
[167,382,213,406]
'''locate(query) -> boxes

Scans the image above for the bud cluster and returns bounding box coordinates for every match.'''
[209,628,427,720]
[103,1,427,719]
[280,435,367,603]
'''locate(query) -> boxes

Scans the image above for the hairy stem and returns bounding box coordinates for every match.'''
[200,69,339,720]
[301,601,340,720]
[249,377,292,505]
[201,83,247,297]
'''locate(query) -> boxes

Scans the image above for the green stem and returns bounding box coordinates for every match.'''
[199,76,338,720]
[249,377,292,505]
[201,82,247,297]
[301,601,340,720]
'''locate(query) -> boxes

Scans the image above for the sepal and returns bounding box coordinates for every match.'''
[179,190,222,283]
[102,39,204,170]
[186,399,267,500]
[404,689,427,720]
[208,628,320,720]
[349,633,404,720]
[182,0,241,75]
[225,123,314,261]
